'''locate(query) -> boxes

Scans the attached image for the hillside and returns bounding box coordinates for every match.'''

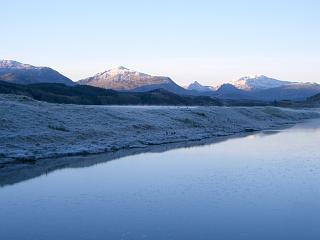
[0,81,220,106]
[307,92,320,102]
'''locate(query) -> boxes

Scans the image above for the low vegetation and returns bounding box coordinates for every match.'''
[0,81,221,106]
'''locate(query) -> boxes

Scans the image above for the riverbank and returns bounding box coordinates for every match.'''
[0,94,319,168]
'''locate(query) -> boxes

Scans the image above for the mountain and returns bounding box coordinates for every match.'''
[2,60,318,101]
[78,66,188,94]
[230,75,291,91]
[253,82,320,101]
[307,92,320,102]
[0,81,221,106]
[214,84,252,99]
[209,78,320,101]
[223,75,320,100]
[186,81,215,92]
[0,60,75,85]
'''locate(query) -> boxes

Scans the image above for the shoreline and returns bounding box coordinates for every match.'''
[0,123,292,186]
[0,120,315,187]
[1,94,320,185]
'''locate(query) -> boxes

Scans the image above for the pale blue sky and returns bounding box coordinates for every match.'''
[1,0,320,85]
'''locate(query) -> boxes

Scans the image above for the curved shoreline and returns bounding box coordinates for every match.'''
[1,94,320,186]
[0,120,314,187]
[0,126,285,186]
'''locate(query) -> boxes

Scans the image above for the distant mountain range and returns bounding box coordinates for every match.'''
[77,67,320,100]
[1,59,320,101]
[0,60,74,86]
[188,75,320,101]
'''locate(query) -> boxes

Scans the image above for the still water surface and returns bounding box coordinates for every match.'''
[1,120,320,240]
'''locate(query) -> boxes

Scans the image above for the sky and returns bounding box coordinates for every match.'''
[1,0,320,85]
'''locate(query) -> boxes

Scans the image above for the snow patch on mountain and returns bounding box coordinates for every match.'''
[0,60,75,85]
[230,75,292,91]
[0,60,35,69]
[78,66,180,91]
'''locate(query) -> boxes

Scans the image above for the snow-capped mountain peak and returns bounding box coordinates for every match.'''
[116,66,128,70]
[231,75,292,91]
[78,67,186,93]
[0,60,33,69]
[0,59,74,85]
[97,66,150,78]
[238,74,266,81]
[107,66,130,73]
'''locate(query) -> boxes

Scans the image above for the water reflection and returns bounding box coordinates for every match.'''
[0,130,264,187]
[1,119,320,240]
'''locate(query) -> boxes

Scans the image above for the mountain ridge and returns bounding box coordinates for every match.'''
[186,81,216,92]
[78,66,188,94]
[187,75,320,100]
[230,75,292,91]
[1,60,320,101]
[0,60,75,86]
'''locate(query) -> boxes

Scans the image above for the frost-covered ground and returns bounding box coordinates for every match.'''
[0,94,319,165]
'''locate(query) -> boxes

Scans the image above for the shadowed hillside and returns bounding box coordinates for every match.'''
[0,81,221,106]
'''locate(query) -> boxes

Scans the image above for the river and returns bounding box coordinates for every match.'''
[1,119,320,240]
